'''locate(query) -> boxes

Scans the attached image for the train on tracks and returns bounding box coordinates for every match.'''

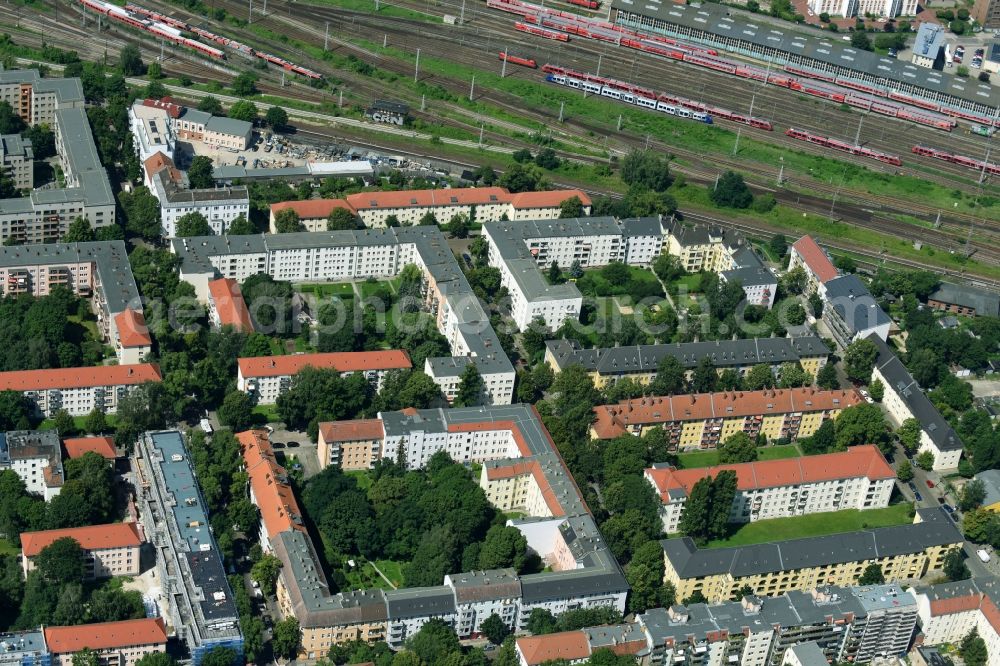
[542,64,783,129]
[785,128,902,166]
[912,144,1000,176]
[567,0,600,8]
[487,0,966,132]
[79,0,225,59]
[499,52,538,68]
[120,0,322,78]
[514,21,569,41]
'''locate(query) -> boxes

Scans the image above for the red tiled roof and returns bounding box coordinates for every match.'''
[981,595,1000,635]
[319,419,384,443]
[44,618,167,654]
[645,445,895,501]
[792,235,839,284]
[929,594,984,617]
[0,364,161,391]
[238,351,411,379]
[63,436,116,460]
[509,189,592,209]
[516,632,591,665]
[238,430,306,540]
[142,96,182,118]
[208,278,254,332]
[270,199,354,219]
[114,309,152,348]
[21,523,141,557]
[592,388,863,439]
[143,152,182,185]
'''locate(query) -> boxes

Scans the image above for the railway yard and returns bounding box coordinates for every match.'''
[12,0,1000,280]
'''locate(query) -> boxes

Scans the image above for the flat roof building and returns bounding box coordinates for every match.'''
[926,282,1000,317]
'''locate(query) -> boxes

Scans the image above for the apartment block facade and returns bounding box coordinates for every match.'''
[236,351,411,405]
[911,578,1000,666]
[0,430,63,500]
[788,235,840,296]
[483,217,664,330]
[20,523,141,579]
[44,619,167,666]
[591,387,863,447]
[545,336,830,389]
[171,227,515,404]
[1,134,32,190]
[151,170,249,237]
[645,445,895,533]
[0,364,162,417]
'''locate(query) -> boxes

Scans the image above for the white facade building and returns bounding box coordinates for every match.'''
[807,0,915,18]
[151,170,249,237]
[911,579,1000,666]
[0,364,162,417]
[0,430,63,500]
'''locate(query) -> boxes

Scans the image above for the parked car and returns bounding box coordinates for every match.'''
[943,504,956,514]
[907,481,917,492]
[926,479,935,488]
[979,548,991,563]
[915,491,923,502]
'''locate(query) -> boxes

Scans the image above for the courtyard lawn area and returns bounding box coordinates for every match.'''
[345,470,373,491]
[677,444,800,469]
[374,559,405,588]
[296,282,355,299]
[0,538,18,556]
[341,558,405,591]
[251,404,282,424]
[576,265,664,299]
[670,273,702,296]
[39,414,118,433]
[705,503,915,548]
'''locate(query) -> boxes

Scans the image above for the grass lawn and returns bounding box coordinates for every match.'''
[38,414,118,433]
[677,444,800,469]
[577,265,664,299]
[67,314,101,342]
[345,470,373,491]
[374,559,405,588]
[670,273,703,296]
[251,404,282,424]
[296,282,355,299]
[0,538,19,556]
[704,503,915,548]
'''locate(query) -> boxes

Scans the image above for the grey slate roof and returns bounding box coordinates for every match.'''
[0,70,84,105]
[824,274,891,334]
[384,586,456,619]
[786,641,830,665]
[205,116,252,137]
[975,469,1000,508]
[661,508,961,578]
[868,334,963,452]
[928,282,1000,316]
[546,336,829,374]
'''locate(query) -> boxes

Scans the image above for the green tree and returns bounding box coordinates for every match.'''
[227,100,258,123]
[119,45,144,75]
[200,647,236,666]
[868,378,884,402]
[743,364,776,391]
[197,97,224,115]
[52,409,76,437]
[625,540,666,613]
[175,211,213,237]
[272,617,300,659]
[897,417,923,454]
[218,390,254,432]
[816,362,839,390]
[444,213,470,239]
[62,217,94,243]
[328,207,358,231]
[621,149,672,191]
[778,362,810,389]
[960,479,987,512]
[844,339,878,383]
[526,608,558,635]
[146,62,162,80]
[480,613,511,645]
[119,187,162,241]
[135,654,177,666]
[407,619,461,664]
[72,649,99,666]
[35,537,85,584]
[858,562,884,584]
[418,211,438,226]
[453,363,485,407]
[83,408,108,435]
[228,214,255,235]
[896,458,914,483]
[679,477,712,541]
[266,106,289,131]
[651,356,687,395]
[710,171,753,208]
[961,629,988,666]
[498,162,544,193]
[916,450,935,471]
[274,208,305,233]
[187,156,215,189]
[231,72,259,96]
[558,196,585,218]
[944,547,971,581]
[769,234,788,258]
[534,148,560,170]
[718,432,757,464]
[851,30,873,50]
[690,357,718,394]
[834,403,889,453]
[478,524,528,571]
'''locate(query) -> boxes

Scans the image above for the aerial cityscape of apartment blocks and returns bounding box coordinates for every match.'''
[236,351,412,404]
[590,387,863,446]
[0,364,162,417]
[646,445,896,532]
[20,522,142,579]
[171,228,516,404]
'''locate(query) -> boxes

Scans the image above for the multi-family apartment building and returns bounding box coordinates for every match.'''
[807,0,915,18]
[544,336,830,389]
[137,97,253,150]
[661,507,962,603]
[170,227,516,404]
[823,274,891,349]
[0,430,63,500]
[869,334,963,470]
[268,187,593,231]
[317,419,385,470]
[0,70,84,125]
[62,435,117,460]
[519,584,918,666]
[483,217,664,330]
[0,241,144,363]
[20,522,142,579]
[590,387,863,447]
[133,431,243,665]
[664,221,777,308]
[245,404,629,657]
[236,351,411,404]
[44,619,167,666]
[1,134,32,190]
[0,629,49,666]
[788,235,840,296]
[645,445,895,532]
[207,277,254,332]
[151,169,250,237]
[0,364,162,417]
[910,578,1000,665]
[113,309,152,365]
[127,101,176,164]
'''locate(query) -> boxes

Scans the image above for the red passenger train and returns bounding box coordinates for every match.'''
[912,145,1000,175]
[785,128,902,166]
[499,52,538,68]
[514,21,569,41]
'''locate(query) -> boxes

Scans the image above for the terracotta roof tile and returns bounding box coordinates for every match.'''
[208,278,254,332]
[592,388,863,438]
[0,363,161,391]
[929,594,983,616]
[319,419,384,442]
[114,309,152,348]
[44,618,166,654]
[21,522,141,557]
[646,445,895,500]
[345,186,511,210]
[792,235,839,284]
[516,632,591,665]
[238,430,307,539]
[238,351,411,378]
[63,436,116,459]
[509,189,592,209]
[270,199,354,219]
